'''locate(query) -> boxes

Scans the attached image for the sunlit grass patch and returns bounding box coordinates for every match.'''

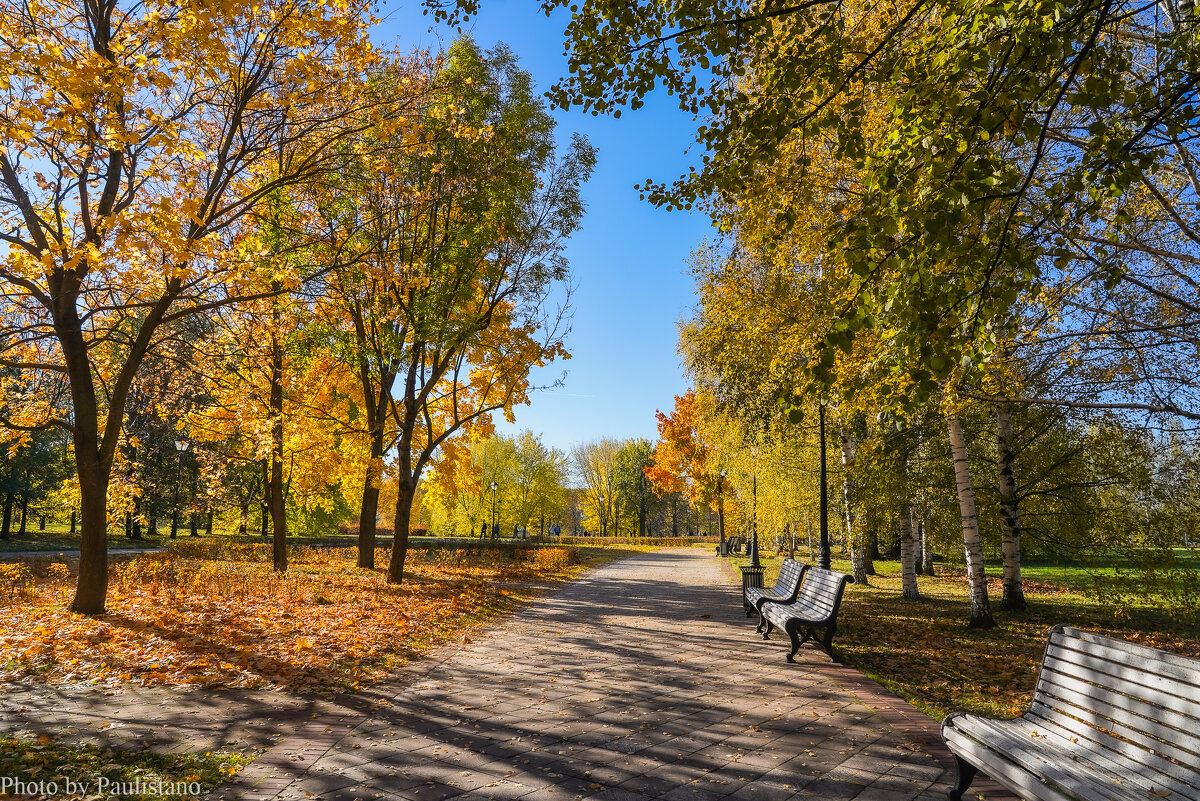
[0,735,250,801]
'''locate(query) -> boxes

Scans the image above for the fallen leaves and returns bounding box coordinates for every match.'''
[0,544,604,692]
[742,555,1200,721]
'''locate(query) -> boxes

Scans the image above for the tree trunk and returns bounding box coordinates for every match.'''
[349,299,396,570]
[70,509,77,535]
[899,505,920,600]
[818,404,830,569]
[920,518,934,575]
[717,496,726,547]
[914,512,924,575]
[995,403,1026,611]
[269,327,287,572]
[897,446,920,600]
[387,476,416,584]
[239,501,248,536]
[358,478,380,569]
[38,515,46,531]
[1,494,12,540]
[131,498,142,539]
[70,452,110,614]
[205,510,213,537]
[124,511,132,538]
[947,412,995,628]
[260,459,270,538]
[18,482,28,535]
[148,514,158,538]
[840,428,869,585]
[355,411,386,566]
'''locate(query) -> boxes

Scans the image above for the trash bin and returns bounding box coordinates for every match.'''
[739,564,765,615]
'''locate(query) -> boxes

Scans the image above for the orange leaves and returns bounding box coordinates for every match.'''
[0,545,577,692]
[647,390,720,507]
[530,547,578,570]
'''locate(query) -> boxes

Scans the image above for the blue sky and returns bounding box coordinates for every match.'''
[375,1,714,454]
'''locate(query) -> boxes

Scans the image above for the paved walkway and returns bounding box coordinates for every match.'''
[210,548,1012,801]
[1,548,1015,801]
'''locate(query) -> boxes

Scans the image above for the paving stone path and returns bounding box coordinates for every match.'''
[209,548,1014,801]
[0,547,1016,801]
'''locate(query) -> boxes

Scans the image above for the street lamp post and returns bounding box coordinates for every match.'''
[489,480,499,540]
[170,439,190,539]
[818,403,831,570]
[717,469,728,556]
[751,471,760,569]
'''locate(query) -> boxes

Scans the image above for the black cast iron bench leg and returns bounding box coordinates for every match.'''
[946,755,977,801]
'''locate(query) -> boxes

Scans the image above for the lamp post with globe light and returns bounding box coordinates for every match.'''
[170,439,189,538]
[490,480,499,540]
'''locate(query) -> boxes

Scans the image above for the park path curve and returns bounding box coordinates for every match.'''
[207,547,1014,801]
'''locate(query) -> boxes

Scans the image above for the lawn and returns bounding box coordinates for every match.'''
[725,552,1200,720]
[0,526,166,553]
[0,542,635,692]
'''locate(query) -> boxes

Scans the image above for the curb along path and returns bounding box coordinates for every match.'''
[211,548,1017,801]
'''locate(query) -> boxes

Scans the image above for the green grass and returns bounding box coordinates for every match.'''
[725,551,1200,721]
[0,735,251,800]
[0,530,166,553]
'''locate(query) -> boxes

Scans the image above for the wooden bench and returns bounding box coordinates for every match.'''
[744,558,807,628]
[942,624,1200,801]
[760,567,853,662]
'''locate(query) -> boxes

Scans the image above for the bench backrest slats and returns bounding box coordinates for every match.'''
[1058,626,1200,683]
[790,567,852,623]
[1047,628,1200,696]
[1033,671,1200,769]
[1027,703,1200,797]
[1029,626,1200,775]
[1040,628,1200,697]
[1036,636,1200,730]
[1037,653,1200,750]
[770,560,805,596]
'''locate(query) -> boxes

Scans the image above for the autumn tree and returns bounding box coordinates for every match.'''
[0,0,378,613]
[507,430,569,535]
[369,39,594,583]
[613,438,657,536]
[424,437,487,536]
[573,438,620,536]
[299,54,433,567]
[646,391,728,537]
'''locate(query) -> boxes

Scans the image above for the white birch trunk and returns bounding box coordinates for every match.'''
[840,427,869,584]
[995,403,1026,610]
[947,412,995,628]
[920,518,934,575]
[897,446,920,599]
